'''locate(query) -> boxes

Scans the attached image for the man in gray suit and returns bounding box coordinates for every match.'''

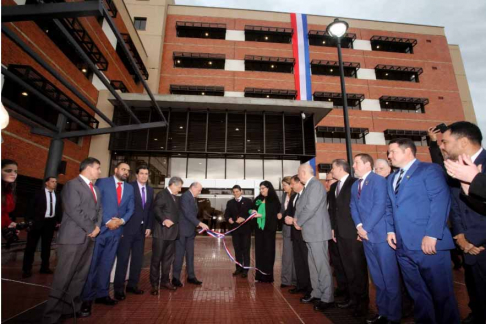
[42,157,102,324]
[172,182,209,287]
[294,163,334,312]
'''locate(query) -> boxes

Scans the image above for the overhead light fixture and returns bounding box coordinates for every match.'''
[177,60,181,64]
[160,146,164,149]
[154,138,158,141]
[385,102,389,105]
[81,68,87,73]
[385,73,389,76]
[328,98,332,101]
[266,95,270,98]
[201,92,205,95]
[270,65,275,68]
[179,126,183,129]
[235,128,239,131]
[205,32,209,36]
[377,45,380,49]
[247,140,251,142]
[21,92,28,96]
[322,41,326,44]
[265,36,268,40]
[208,61,213,65]
[330,69,333,72]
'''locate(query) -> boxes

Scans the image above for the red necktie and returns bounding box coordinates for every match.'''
[117,182,122,206]
[89,182,97,204]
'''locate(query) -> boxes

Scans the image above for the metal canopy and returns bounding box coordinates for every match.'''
[314,92,365,102]
[375,64,423,75]
[177,21,226,30]
[245,88,297,99]
[370,35,418,47]
[317,126,369,135]
[384,129,427,136]
[245,25,293,35]
[245,55,295,64]
[170,85,224,96]
[308,30,356,41]
[311,60,360,70]
[379,95,429,106]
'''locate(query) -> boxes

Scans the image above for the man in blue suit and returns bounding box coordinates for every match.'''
[351,154,401,324]
[80,162,135,317]
[114,165,153,300]
[172,182,208,287]
[440,121,486,324]
[386,138,459,324]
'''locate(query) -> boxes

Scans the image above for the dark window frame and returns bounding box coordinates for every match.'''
[170,84,225,96]
[379,95,429,113]
[244,25,293,44]
[375,64,423,83]
[316,126,369,144]
[384,129,429,147]
[313,92,364,110]
[133,17,147,31]
[370,35,417,54]
[173,52,226,70]
[308,30,356,48]
[176,21,227,40]
[311,60,360,78]
[244,55,295,74]
[244,88,297,100]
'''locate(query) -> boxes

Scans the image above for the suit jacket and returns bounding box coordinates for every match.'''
[95,177,135,236]
[280,192,293,238]
[450,149,486,265]
[350,172,388,243]
[252,196,281,232]
[122,182,153,236]
[57,176,102,245]
[385,160,455,251]
[224,197,252,234]
[153,188,180,240]
[179,190,200,237]
[26,189,62,230]
[329,176,358,240]
[295,177,332,243]
[470,173,486,201]
[285,193,303,241]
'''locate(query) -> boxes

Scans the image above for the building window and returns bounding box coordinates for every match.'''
[317,163,332,173]
[170,85,224,96]
[308,30,355,48]
[370,35,417,54]
[244,88,297,100]
[176,21,226,39]
[375,65,423,83]
[244,55,295,74]
[384,129,429,147]
[380,96,429,113]
[134,17,147,31]
[311,60,360,78]
[173,52,226,70]
[313,92,364,110]
[316,126,369,144]
[245,25,293,44]
[110,80,129,93]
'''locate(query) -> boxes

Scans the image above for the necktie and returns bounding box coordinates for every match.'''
[357,179,363,198]
[49,191,53,217]
[395,169,405,195]
[171,194,176,202]
[117,182,123,206]
[336,181,341,196]
[142,187,146,209]
[89,182,97,204]
[294,193,300,206]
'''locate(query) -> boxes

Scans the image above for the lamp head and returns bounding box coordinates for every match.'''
[326,18,349,38]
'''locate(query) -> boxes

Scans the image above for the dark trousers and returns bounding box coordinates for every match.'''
[466,257,486,322]
[396,243,459,324]
[23,218,56,272]
[82,232,120,300]
[42,238,95,324]
[329,239,348,294]
[173,234,195,280]
[292,237,311,292]
[150,238,175,287]
[337,236,369,304]
[114,228,146,293]
[231,231,251,272]
[254,229,276,282]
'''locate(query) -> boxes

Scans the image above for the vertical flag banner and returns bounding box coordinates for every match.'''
[290,13,312,101]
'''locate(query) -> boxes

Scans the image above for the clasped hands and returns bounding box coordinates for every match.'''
[454,234,485,255]
[106,217,124,230]
[228,217,246,225]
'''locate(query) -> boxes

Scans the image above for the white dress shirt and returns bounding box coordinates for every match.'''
[79,174,97,200]
[336,173,350,197]
[44,188,56,218]
[471,148,484,163]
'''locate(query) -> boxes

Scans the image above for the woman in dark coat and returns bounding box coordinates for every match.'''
[252,181,281,283]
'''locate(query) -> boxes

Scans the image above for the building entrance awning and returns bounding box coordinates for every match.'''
[109,94,333,125]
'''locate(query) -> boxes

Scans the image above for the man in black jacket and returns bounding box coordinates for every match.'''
[329,159,369,317]
[22,177,62,278]
[114,165,153,300]
[224,185,252,278]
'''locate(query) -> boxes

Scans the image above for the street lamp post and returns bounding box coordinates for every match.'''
[327,18,354,170]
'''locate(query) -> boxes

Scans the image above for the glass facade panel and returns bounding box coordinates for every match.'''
[283,160,301,177]
[169,157,187,178]
[187,158,206,178]
[226,159,244,179]
[264,160,283,190]
[245,159,263,180]
[207,159,225,179]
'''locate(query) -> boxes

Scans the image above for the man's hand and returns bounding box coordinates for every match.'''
[332,229,336,243]
[145,229,151,237]
[55,223,61,229]
[284,216,293,225]
[387,233,397,250]
[254,213,262,218]
[422,236,437,255]
[293,218,302,230]
[357,235,362,242]
[454,234,469,251]
[8,222,17,228]
[357,225,368,240]
[88,226,100,238]
[198,222,209,231]
[163,219,174,228]
[427,126,440,142]
[236,217,245,224]
[444,154,481,189]
[277,213,283,220]
[228,218,235,224]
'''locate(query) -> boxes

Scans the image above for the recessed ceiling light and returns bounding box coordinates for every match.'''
[201,92,205,95]
[235,128,239,131]
[154,138,158,141]
[21,92,28,96]
[266,95,270,98]
[330,69,333,72]
[385,102,389,105]
[322,41,326,44]
[179,126,183,129]
[377,45,380,49]
[265,36,268,40]
[205,32,209,36]
[271,65,275,68]
[385,73,389,76]
[81,68,87,73]
[208,61,213,65]
[177,60,181,64]
[160,146,164,149]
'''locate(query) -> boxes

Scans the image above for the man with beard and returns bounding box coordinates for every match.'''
[80,162,135,317]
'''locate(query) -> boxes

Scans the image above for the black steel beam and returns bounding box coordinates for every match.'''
[31,121,166,139]
[1,1,103,23]
[52,19,141,124]
[101,7,167,123]
[1,25,115,127]
[2,67,90,130]
[1,97,59,132]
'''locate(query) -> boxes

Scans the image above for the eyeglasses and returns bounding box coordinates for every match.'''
[2,169,18,174]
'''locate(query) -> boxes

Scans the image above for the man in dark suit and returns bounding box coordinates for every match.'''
[42,157,102,324]
[445,157,486,201]
[329,159,369,317]
[114,165,153,300]
[150,176,183,295]
[440,122,486,324]
[224,185,252,278]
[22,176,62,278]
[172,182,209,287]
[351,154,401,324]
[386,138,459,324]
[81,162,135,317]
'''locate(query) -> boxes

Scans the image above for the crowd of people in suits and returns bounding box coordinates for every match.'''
[1,120,485,324]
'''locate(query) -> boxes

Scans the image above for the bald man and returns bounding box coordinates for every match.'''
[374,159,392,178]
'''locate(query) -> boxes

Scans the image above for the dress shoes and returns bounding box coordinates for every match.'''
[126,286,144,295]
[333,288,346,298]
[114,292,126,301]
[150,287,159,296]
[80,301,92,318]
[352,303,368,318]
[172,278,183,287]
[232,269,242,276]
[366,315,388,324]
[161,282,177,290]
[22,271,32,279]
[300,294,319,304]
[39,268,53,274]
[337,299,354,309]
[280,284,290,288]
[289,288,303,294]
[187,277,203,285]
[314,301,334,312]
[95,296,118,306]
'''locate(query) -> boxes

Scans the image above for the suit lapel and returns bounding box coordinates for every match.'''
[388,173,397,203]
[396,160,420,199]
[474,149,486,167]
